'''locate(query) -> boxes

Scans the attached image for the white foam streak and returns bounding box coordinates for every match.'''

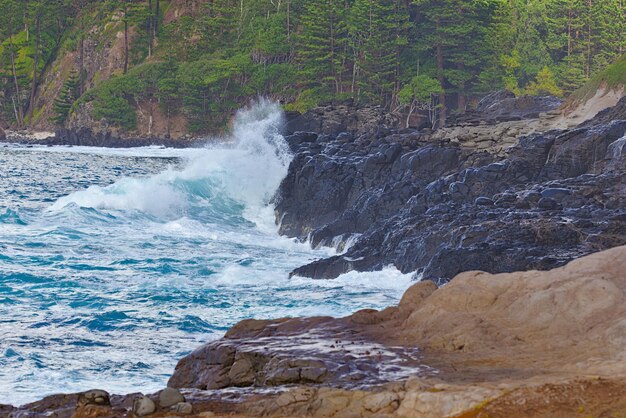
[607,134,626,159]
[291,266,417,292]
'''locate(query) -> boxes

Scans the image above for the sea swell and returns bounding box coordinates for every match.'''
[0,100,413,406]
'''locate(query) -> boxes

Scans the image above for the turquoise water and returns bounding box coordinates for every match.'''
[0,103,412,406]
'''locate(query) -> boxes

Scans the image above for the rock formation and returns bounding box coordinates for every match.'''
[3,89,626,417]
[7,245,626,417]
[277,94,626,282]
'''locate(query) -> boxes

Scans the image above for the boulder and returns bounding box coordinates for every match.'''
[77,390,110,407]
[132,396,156,416]
[158,388,185,408]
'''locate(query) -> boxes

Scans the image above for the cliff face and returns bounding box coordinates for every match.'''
[276,94,626,282]
[25,4,194,140]
[29,11,130,132]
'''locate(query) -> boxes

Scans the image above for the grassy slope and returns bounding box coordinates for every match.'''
[569,54,626,103]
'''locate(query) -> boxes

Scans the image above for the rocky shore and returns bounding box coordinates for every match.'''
[278,93,626,282]
[5,245,626,417]
[0,128,203,148]
[3,92,626,417]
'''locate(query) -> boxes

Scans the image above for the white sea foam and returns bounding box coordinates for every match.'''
[291,266,417,292]
[49,100,291,226]
[0,100,427,407]
[5,143,195,158]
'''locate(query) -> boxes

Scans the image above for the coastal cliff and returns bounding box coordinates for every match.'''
[277,93,626,282]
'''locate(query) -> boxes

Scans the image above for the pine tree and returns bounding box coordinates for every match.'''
[296,0,350,98]
[525,66,564,96]
[52,69,79,125]
[412,0,496,124]
[348,0,408,106]
[479,0,518,92]
[558,54,587,94]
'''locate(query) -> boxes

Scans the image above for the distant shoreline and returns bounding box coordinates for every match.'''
[2,130,203,149]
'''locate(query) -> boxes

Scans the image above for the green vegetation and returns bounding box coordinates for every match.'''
[0,0,624,133]
[53,69,79,124]
[569,53,626,103]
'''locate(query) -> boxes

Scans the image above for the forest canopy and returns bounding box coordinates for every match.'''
[0,0,624,132]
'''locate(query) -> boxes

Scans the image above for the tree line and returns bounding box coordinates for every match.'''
[0,0,624,132]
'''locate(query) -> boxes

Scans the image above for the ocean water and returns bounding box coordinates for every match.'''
[0,102,413,406]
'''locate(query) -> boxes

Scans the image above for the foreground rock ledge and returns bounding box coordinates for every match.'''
[5,245,626,417]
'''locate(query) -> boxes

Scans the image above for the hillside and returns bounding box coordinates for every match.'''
[0,0,624,139]
[569,53,626,104]
[554,53,626,127]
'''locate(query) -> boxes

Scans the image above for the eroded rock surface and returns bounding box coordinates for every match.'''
[8,246,626,417]
[277,96,626,281]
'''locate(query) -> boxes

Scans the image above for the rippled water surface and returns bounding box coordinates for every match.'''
[0,103,412,405]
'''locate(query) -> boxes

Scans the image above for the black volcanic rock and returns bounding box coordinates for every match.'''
[448,91,562,126]
[1,127,202,148]
[284,102,401,136]
[276,96,626,282]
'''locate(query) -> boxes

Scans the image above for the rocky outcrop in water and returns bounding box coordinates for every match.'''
[277,95,626,281]
[169,245,626,391]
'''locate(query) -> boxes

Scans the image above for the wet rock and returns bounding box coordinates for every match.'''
[275,94,626,282]
[537,197,562,210]
[475,197,495,206]
[541,188,572,200]
[132,396,156,416]
[159,388,185,408]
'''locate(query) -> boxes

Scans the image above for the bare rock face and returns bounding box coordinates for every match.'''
[277,96,626,282]
[171,246,626,392]
[164,246,626,417]
[449,90,562,125]
[284,101,402,137]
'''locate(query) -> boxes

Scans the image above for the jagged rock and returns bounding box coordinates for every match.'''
[284,102,401,137]
[537,197,561,210]
[276,96,626,281]
[475,197,495,206]
[449,92,563,126]
[540,187,572,200]
[167,246,626,418]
